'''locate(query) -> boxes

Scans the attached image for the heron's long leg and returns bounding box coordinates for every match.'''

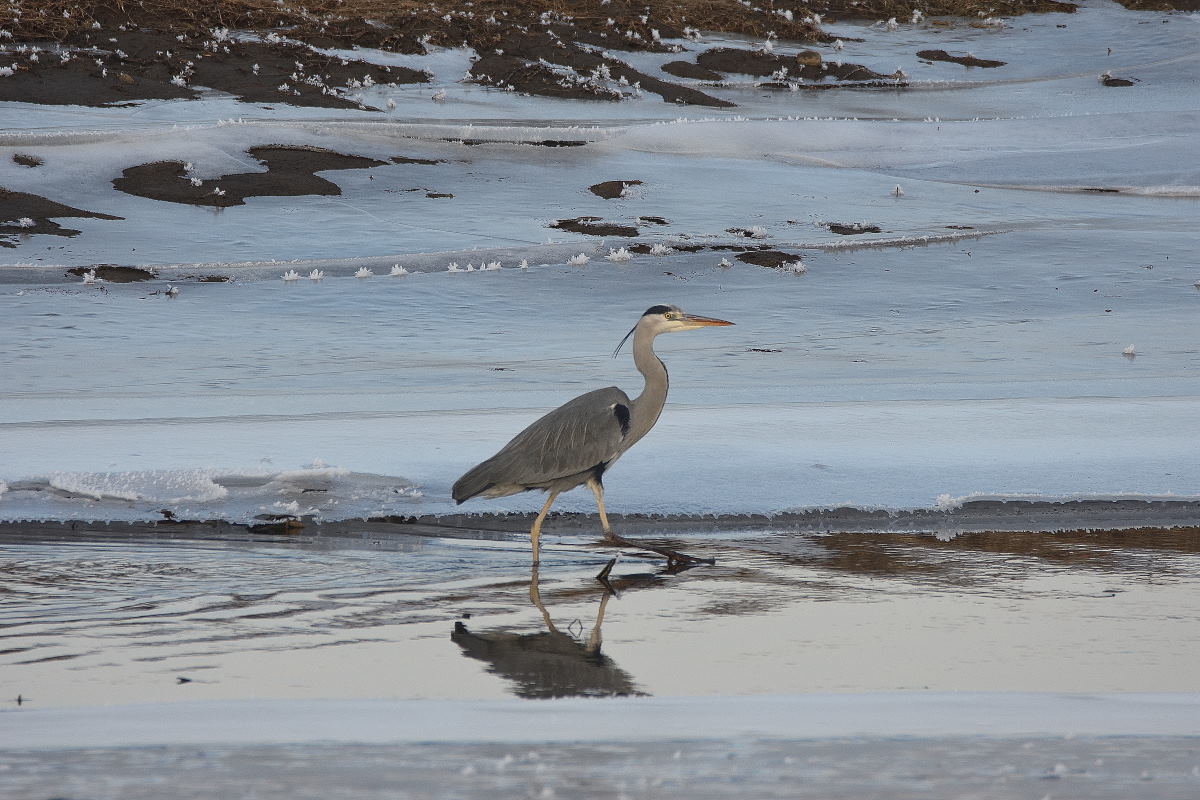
[529,490,560,564]
[586,478,617,540]
[586,478,715,571]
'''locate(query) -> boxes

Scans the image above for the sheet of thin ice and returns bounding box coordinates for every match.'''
[1,1,1198,525]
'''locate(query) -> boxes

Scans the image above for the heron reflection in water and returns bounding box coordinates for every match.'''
[451,564,659,699]
[453,305,733,569]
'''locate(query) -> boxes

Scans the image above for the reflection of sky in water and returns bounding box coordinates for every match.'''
[3,526,1198,707]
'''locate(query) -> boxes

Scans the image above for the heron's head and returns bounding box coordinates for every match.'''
[614,305,733,355]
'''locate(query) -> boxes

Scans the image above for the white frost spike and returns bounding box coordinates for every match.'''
[567,253,590,265]
[165,285,179,296]
[893,184,904,197]
[748,225,768,239]
[833,39,844,51]
[355,267,373,278]
[718,257,733,268]
[606,247,633,262]
[432,89,447,102]
[1122,345,1136,357]
[447,262,463,272]
[518,259,529,269]
[16,217,36,228]
[308,269,325,280]
[80,269,98,284]
[386,98,396,110]
[649,243,674,256]
[465,262,476,272]
[783,260,807,275]
[282,269,301,281]
[911,10,925,23]
[885,17,899,31]
[190,177,202,187]
[389,264,409,276]
[482,261,502,271]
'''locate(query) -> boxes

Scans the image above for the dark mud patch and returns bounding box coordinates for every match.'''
[469,31,733,108]
[0,188,122,247]
[638,216,670,226]
[696,47,889,83]
[3,0,1081,114]
[917,49,1007,68]
[551,217,640,237]
[112,146,387,208]
[589,180,643,199]
[391,156,442,166]
[628,242,705,254]
[1101,74,1137,87]
[736,250,803,268]
[0,56,194,106]
[1115,0,1200,10]
[458,139,587,147]
[12,154,44,168]
[661,61,724,81]
[727,227,771,238]
[469,53,623,101]
[0,28,426,110]
[65,265,156,283]
[827,222,882,235]
[426,192,454,199]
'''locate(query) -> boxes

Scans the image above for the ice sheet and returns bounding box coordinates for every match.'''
[6,693,1200,749]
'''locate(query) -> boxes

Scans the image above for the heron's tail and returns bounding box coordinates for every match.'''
[451,463,493,504]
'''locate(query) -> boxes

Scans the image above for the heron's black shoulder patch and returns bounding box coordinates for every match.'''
[613,403,631,436]
[643,304,673,317]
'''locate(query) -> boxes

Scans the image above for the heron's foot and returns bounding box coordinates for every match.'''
[598,531,714,572]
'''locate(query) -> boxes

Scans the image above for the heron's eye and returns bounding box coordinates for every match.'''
[664,312,678,320]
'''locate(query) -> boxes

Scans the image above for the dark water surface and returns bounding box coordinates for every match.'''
[3,519,1199,707]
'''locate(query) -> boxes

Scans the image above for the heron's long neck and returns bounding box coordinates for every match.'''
[627,325,668,446]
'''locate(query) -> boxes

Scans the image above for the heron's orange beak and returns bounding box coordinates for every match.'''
[681,314,734,327]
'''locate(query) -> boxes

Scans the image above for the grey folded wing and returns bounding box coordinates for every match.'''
[453,386,632,501]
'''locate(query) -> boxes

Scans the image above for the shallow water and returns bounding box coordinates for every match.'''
[3,522,1198,707]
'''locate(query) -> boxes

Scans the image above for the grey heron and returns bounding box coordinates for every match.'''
[452,304,733,566]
